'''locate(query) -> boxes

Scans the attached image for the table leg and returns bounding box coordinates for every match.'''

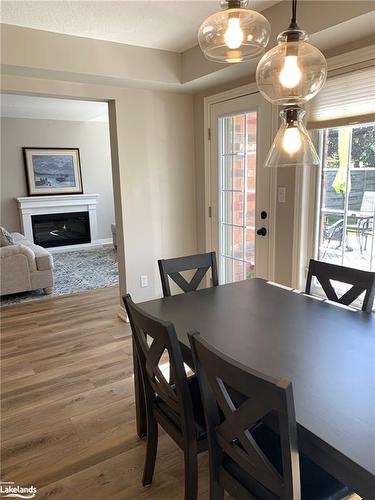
[132,338,147,439]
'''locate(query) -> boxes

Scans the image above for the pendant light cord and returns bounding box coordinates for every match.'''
[289,0,299,30]
[292,0,297,24]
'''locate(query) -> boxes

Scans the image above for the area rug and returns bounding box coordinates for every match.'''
[1,247,119,306]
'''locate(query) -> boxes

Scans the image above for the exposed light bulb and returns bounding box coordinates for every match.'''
[224,17,244,49]
[282,127,302,154]
[279,55,302,88]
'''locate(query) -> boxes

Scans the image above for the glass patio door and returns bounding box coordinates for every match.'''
[210,93,272,284]
[316,122,375,272]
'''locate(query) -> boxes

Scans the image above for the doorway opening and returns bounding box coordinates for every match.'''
[0,94,120,305]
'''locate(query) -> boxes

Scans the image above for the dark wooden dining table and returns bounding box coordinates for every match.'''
[137,278,375,498]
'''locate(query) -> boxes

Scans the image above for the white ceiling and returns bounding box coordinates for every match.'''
[0,94,109,122]
[0,0,280,53]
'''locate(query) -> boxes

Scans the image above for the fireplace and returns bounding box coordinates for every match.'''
[17,194,100,249]
[32,212,91,248]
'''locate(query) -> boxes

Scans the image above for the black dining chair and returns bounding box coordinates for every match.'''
[305,259,375,312]
[188,332,351,500]
[123,294,207,500]
[158,252,218,297]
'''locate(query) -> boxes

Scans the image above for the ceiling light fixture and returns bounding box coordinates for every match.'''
[256,0,327,105]
[198,0,271,64]
[265,107,320,168]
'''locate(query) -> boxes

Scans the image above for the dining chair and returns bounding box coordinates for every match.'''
[188,331,351,500]
[305,259,375,312]
[123,294,207,500]
[158,251,218,297]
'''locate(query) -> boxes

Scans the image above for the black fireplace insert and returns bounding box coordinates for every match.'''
[32,212,91,248]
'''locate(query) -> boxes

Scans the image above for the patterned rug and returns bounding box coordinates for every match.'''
[1,247,119,306]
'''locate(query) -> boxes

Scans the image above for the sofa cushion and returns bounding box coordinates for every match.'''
[9,233,54,271]
[0,244,37,273]
[16,239,54,271]
[0,227,14,247]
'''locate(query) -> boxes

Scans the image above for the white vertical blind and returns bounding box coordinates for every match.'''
[307,66,375,129]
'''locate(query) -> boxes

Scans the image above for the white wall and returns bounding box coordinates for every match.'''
[1,117,115,240]
[115,90,197,301]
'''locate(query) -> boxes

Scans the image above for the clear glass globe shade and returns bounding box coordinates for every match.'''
[256,38,327,105]
[198,8,271,63]
[265,108,320,168]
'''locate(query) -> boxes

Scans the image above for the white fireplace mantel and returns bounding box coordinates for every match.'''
[16,194,100,250]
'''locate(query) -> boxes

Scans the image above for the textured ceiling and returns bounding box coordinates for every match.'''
[1,0,280,52]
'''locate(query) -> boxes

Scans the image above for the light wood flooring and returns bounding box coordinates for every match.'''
[1,287,210,499]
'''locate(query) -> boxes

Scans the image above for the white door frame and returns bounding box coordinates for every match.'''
[203,83,278,281]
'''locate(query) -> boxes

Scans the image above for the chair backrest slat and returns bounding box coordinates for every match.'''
[158,252,218,297]
[189,332,301,500]
[124,295,196,433]
[305,259,375,312]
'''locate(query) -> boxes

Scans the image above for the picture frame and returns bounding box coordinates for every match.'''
[23,147,83,196]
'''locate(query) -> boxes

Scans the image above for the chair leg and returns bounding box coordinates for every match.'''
[210,480,224,500]
[142,414,158,486]
[184,447,198,500]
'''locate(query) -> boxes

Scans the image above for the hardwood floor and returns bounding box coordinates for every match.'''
[1,287,210,500]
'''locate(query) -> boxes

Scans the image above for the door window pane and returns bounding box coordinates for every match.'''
[351,124,375,168]
[221,225,244,260]
[221,192,244,226]
[220,256,244,283]
[233,114,246,153]
[221,155,245,191]
[348,170,375,211]
[246,192,256,227]
[219,111,257,284]
[245,229,255,279]
[318,213,345,265]
[317,123,375,272]
[321,170,345,211]
[222,117,233,155]
[343,215,374,271]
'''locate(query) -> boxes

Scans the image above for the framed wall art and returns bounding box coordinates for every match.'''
[23,148,83,195]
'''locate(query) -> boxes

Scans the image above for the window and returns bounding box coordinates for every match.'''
[316,122,375,272]
[219,112,257,283]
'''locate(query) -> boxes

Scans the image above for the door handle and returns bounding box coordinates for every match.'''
[257,227,267,236]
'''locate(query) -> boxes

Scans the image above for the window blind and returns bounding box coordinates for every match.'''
[307,66,375,129]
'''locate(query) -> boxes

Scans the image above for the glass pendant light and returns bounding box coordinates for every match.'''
[198,0,271,63]
[256,0,327,105]
[265,107,320,168]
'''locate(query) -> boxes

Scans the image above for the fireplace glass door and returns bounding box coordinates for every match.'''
[31,212,91,248]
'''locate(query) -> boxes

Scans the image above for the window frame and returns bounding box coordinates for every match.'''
[292,47,375,298]
[294,123,375,310]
